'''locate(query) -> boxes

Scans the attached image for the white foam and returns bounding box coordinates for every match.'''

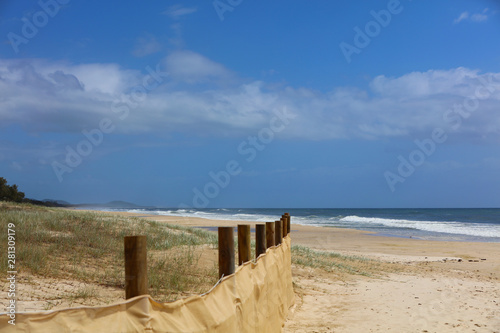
[340,215,500,238]
[124,209,280,224]
[99,208,500,239]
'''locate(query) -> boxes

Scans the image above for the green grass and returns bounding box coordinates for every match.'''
[0,201,218,301]
[291,245,402,277]
[0,201,405,307]
[65,285,99,302]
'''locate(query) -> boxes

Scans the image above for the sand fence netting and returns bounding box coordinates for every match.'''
[1,236,294,332]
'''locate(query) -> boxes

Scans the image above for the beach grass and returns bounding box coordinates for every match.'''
[0,201,409,309]
[0,201,219,303]
[291,245,404,278]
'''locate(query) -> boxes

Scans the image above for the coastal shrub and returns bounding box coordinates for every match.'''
[0,177,25,202]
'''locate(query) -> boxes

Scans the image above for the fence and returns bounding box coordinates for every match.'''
[0,213,294,332]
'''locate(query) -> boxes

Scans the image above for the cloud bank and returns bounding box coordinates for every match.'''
[1,52,499,143]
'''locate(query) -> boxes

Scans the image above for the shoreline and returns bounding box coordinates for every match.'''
[107,211,500,272]
[82,208,500,243]
[99,209,500,244]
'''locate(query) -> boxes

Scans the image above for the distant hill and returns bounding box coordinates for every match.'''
[12,195,154,210]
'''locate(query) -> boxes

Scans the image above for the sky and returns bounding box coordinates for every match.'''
[0,0,500,208]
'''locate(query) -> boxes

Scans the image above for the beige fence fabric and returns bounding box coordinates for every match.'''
[1,236,294,332]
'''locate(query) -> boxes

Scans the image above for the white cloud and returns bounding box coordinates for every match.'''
[164,50,233,83]
[10,161,22,171]
[0,56,499,143]
[0,59,140,132]
[163,5,197,19]
[369,67,481,97]
[132,35,162,57]
[470,13,488,22]
[454,8,491,24]
[454,11,469,24]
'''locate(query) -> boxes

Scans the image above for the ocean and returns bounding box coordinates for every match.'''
[98,207,500,243]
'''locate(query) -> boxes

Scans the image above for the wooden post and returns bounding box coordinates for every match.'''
[238,224,251,265]
[124,235,148,299]
[255,224,266,258]
[281,216,287,237]
[266,222,275,248]
[275,220,283,245]
[285,213,291,237]
[218,227,235,279]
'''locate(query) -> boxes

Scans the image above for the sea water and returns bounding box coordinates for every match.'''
[102,207,500,242]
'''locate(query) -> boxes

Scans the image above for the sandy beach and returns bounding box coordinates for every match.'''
[115,212,500,333]
[5,210,499,332]
[285,225,500,332]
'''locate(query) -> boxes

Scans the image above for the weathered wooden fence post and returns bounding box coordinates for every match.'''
[266,222,275,248]
[255,224,266,258]
[285,213,291,237]
[218,227,235,279]
[281,216,287,237]
[124,235,148,300]
[238,224,251,265]
[275,220,283,245]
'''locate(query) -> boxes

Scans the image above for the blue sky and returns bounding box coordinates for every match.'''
[1,0,500,208]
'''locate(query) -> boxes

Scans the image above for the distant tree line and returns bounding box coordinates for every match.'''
[0,177,25,202]
[0,177,66,207]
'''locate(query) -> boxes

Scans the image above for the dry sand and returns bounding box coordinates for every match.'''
[6,211,500,332]
[286,226,500,333]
